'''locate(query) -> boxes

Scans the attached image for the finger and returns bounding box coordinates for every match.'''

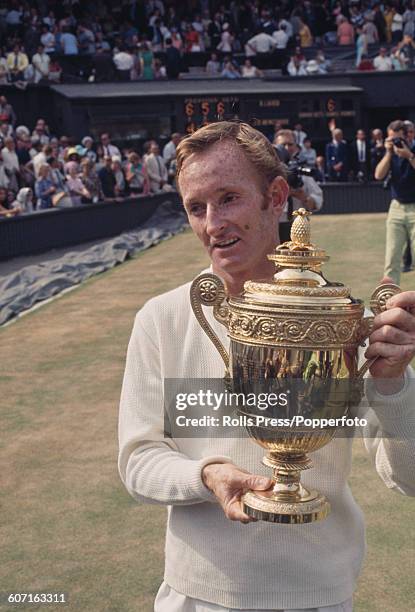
[378,275,395,285]
[242,474,273,491]
[371,308,415,333]
[365,341,415,362]
[225,500,256,523]
[369,324,412,346]
[386,291,415,310]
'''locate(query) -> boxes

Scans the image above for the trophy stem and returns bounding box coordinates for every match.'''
[242,451,330,524]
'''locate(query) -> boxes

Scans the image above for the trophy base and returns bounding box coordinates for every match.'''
[242,487,330,524]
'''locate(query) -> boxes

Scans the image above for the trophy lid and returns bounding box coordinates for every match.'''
[241,208,354,307]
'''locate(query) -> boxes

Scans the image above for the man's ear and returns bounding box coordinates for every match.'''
[267,176,289,217]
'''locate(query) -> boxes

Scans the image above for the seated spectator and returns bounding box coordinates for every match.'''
[314,49,331,73]
[111,156,128,198]
[146,142,174,193]
[48,156,70,206]
[287,49,307,76]
[33,143,52,177]
[391,45,407,70]
[221,57,241,79]
[80,158,103,203]
[397,34,415,68]
[48,57,62,83]
[6,43,29,83]
[299,138,317,167]
[81,136,97,164]
[154,58,167,79]
[98,156,116,199]
[0,121,13,143]
[125,151,150,195]
[0,97,16,126]
[66,160,91,205]
[373,47,393,71]
[0,55,9,84]
[32,44,50,83]
[205,52,220,75]
[100,133,121,159]
[0,186,19,218]
[113,45,134,81]
[241,58,263,78]
[11,187,34,214]
[337,16,355,45]
[35,163,56,209]
[1,136,20,192]
[32,118,50,146]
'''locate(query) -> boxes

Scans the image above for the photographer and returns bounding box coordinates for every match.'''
[375,119,415,284]
[275,129,323,242]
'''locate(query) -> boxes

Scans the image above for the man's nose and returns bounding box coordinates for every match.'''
[206,204,226,236]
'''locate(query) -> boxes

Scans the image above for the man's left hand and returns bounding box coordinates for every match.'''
[394,142,414,159]
[365,290,415,390]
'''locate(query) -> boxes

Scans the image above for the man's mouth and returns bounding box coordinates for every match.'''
[212,237,240,249]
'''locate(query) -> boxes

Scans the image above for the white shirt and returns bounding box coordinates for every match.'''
[162,140,176,163]
[357,139,366,162]
[373,55,392,71]
[118,276,415,610]
[272,29,289,48]
[32,52,50,82]
[1,147,19,172]
[280,174,323,223]
[247,32,275,54]
[113,51,134,71]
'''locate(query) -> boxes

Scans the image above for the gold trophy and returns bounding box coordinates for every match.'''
[190,209,401,524]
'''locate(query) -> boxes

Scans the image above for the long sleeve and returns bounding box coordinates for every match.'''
[362,367,415,496]
[118,309,231,506]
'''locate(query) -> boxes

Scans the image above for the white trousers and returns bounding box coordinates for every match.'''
[154,582,353,612]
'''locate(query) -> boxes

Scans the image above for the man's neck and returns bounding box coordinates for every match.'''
[213,256,277,297]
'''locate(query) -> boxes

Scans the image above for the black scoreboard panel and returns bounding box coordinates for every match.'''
[180,91,361,147]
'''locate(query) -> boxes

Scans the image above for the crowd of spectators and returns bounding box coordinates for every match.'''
[0,95,182,218]
[0,1,414,84]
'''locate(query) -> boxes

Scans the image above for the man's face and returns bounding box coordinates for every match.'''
[334,130,343,143]
[179,140,287,282]
[276,134,297,160]
[151,143,160,155]
[357,130,365,141]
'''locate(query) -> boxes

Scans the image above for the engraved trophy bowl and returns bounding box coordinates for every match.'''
[190,209,401,524]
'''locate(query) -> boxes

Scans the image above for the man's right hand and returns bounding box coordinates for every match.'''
[384,137,394,153]
[202,463,273,524]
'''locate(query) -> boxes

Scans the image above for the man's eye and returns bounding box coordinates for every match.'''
[189,204,205,216]
[223,194,237,204]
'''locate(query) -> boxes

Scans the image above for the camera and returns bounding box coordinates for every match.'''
[392,137,405,149]
[286,158,315,189]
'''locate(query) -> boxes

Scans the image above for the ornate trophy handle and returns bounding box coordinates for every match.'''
[357,283,402,378]
[190,273,230,374]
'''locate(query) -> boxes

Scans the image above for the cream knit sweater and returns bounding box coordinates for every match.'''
[118,276,415,610]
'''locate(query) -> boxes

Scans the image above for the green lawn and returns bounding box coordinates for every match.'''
[1,213,414,612]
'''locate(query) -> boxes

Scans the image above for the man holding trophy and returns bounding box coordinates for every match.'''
[118,122,415,612]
